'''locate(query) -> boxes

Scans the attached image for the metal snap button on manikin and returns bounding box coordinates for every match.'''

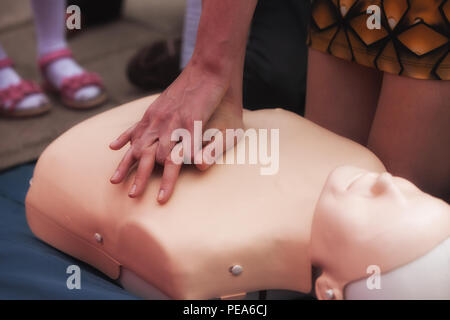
[94,233,103,243]
[325,289,335,299]
[229,265,243,276]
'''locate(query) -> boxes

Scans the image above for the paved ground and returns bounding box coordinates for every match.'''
[0,0,185,171]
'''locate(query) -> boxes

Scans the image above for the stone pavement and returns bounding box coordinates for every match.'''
[0,0,185,171]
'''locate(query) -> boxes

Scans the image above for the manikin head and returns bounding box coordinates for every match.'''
[311,166,450,300]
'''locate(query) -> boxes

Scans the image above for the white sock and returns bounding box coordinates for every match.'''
[43,57,101,102]
[0,45,47,111]
[31,0,101,102]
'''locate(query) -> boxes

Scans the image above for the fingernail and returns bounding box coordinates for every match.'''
[158,189,165,201]
[111,171,119,181]
[129,184,136,196]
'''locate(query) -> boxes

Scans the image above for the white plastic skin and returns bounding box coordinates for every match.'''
[311,166,450,300]
[345,237,450,300]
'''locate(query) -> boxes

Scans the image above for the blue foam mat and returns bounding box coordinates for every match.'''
[0,163,138,300]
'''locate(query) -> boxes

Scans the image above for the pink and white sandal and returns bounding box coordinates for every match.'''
[38,48,107,109]
[0,58,51,118]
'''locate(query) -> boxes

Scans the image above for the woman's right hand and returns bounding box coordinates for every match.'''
[109,60,235,200]
[109,0,257,203]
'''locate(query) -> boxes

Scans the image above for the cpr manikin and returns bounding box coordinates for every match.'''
[25,95,450,300]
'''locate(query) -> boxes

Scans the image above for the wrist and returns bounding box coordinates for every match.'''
[189,48,235,84]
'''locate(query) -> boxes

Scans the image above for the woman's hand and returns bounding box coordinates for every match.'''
[194,95,244,171]
[109,62,243,203]
[109,0,256,203]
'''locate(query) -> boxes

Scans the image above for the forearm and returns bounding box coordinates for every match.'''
[191,0,258,81]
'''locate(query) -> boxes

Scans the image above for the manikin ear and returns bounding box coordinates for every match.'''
[315,273,344,300]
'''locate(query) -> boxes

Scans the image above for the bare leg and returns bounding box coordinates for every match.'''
[368,73,450,200]
[305,48,382,145]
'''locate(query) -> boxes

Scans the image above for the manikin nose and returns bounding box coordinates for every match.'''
[371,172,394,195]
[346,172,379,191]
[371,173,406,203]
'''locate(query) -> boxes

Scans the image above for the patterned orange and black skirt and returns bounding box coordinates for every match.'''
[308,0,450,80]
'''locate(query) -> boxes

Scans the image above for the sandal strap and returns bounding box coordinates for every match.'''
[0,80,42,111]
[38,48,104,102]
[0,57,14,70]
[38,48,73,73]
[60,72,103,100]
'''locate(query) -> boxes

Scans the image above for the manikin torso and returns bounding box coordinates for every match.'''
[25,95,449,299]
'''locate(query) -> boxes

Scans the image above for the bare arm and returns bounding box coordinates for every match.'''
[192,0,258,80]
[110,0,258,202]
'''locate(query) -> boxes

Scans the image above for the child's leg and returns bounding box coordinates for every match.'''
[367,73,450,200]
[0,44,48,111]
[30,0,101,102]
[305,48,383,145]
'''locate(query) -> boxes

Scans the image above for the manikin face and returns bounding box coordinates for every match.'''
[311,166,450,300]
